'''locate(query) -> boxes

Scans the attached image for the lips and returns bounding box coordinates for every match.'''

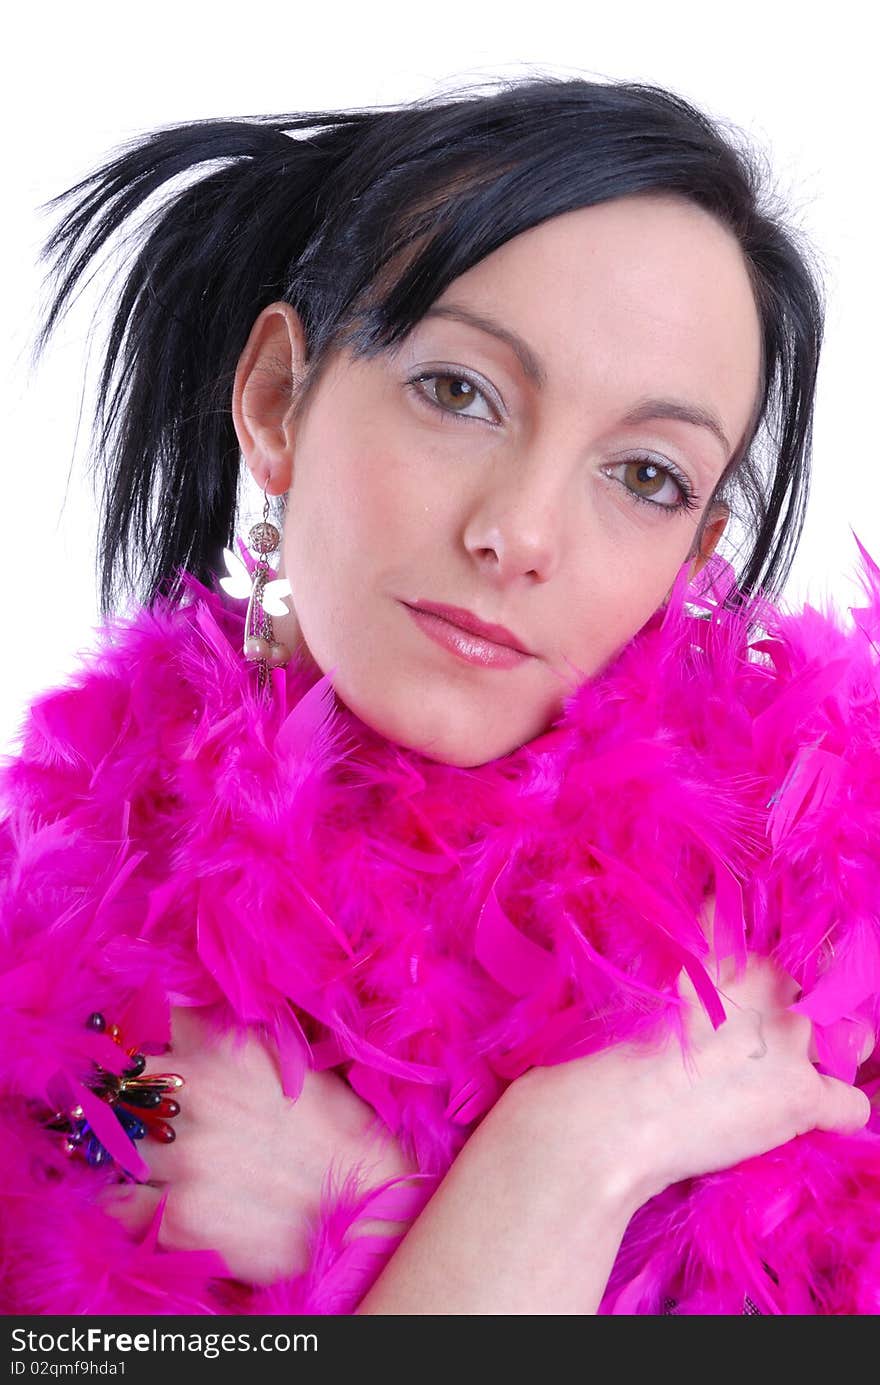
[404,601,532,655]
[402,602,532,671]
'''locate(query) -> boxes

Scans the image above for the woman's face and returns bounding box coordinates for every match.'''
[233,193,762,767]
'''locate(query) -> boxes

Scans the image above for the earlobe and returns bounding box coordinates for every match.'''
[658,503,730,607]
[232,301,308,496]
[688,502,730,581]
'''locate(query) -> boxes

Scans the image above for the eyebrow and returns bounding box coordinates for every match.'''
[421,302,732,458]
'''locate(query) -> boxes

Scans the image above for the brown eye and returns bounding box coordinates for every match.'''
[606,454,700,516]
[625,458,669,500]
[435,376,477,410]
[407,371,497,423]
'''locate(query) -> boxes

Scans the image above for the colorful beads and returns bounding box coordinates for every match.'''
[46,1010,185,1173]
[114,1107,147,1141]
[119,1085,163,1109]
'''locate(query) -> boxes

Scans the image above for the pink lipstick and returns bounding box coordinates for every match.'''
[402,601,532,670]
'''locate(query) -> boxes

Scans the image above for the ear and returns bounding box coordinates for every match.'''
[687,502,730,580]
[231,301,308,496]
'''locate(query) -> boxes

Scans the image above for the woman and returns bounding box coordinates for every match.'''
[2,73,878,1315]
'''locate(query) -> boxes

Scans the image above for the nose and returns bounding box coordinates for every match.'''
[462,460,565,583]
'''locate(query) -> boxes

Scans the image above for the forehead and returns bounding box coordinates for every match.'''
[421,195,762,446]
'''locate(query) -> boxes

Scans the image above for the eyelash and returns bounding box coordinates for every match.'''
[406,370,702,517]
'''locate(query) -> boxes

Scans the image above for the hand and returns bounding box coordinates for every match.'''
[651,944,872,1188]
[97,1006,418,1284]
[509,893,872,1210]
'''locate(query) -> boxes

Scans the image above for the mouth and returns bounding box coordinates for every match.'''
[401,601,533,671]
[403,600,532,655]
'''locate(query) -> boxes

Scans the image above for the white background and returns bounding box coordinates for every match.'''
[3,1,877,757]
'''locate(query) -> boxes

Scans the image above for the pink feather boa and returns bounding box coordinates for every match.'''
[3,534,880,1316]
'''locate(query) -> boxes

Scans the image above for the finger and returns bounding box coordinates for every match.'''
[132,1136,178,1183]
[727,956,801,1010]
[812,1073,872,1135]
[95,1181,164,1238]
[807,1020,875,1068]
[684,950,802,1014]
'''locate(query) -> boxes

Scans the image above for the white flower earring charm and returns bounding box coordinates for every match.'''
[219,487,293,693]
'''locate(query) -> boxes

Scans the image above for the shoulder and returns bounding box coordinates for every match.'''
[0,584,244,830]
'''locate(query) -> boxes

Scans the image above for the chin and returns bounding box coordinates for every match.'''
[331,666,539,767]
[410,723,529,769]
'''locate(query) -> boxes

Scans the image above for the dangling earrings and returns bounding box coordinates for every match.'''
[219,485,293,694]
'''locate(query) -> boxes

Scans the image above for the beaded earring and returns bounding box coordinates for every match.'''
[220,485,293,694]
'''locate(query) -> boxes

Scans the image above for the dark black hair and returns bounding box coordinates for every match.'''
[31,71,824,621]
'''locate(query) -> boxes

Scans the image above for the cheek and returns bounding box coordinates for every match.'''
[345,457,420,545]
[561,552,680,675]
[330,442,446,571]
[287,435,438,612]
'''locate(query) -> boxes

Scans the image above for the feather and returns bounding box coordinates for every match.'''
[474,862,555,996]
[4,531,880,1314]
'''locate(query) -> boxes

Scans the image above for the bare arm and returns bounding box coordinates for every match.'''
[99,902,870,1308]
[356,1068,645,1315]
[358,901,872,1315]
